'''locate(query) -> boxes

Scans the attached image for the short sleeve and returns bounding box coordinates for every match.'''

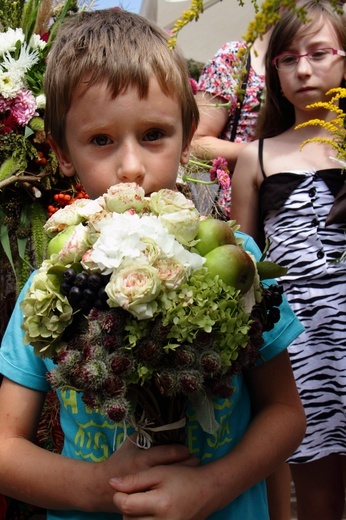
[238,232,305,362]
[0,273,51,392]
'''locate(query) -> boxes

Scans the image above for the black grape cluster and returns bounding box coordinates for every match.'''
[60,268,110,313]
[262,283,283,331]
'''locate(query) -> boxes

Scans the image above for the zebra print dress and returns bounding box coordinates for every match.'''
[260,168,346,464]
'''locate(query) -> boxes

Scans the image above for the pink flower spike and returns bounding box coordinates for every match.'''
[216,169,231,190]
[211,156,228,173]
[189,78,198,95]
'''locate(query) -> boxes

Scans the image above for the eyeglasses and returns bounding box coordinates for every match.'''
[272,48,346,70]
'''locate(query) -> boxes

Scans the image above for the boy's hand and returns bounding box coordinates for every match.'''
[110,462,217,520]
[104,435,193,476]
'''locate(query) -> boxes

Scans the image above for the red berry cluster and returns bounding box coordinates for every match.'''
[34,151,47,166]
[47,183,89,217]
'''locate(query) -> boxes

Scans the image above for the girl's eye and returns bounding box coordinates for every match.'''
[92,135,111,146]
[143,129,164,142]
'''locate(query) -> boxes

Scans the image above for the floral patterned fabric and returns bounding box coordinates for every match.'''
[197,41,266,216]
[197,41,265,143]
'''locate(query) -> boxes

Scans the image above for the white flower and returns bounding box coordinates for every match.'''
[0,69,23,98]
[44,198,104,236]
[153,256,187,290]
[159,209,200,247]
[2,44,39,75]
[35,94,46,109]
[104,183,147,213]
[106,263,161,320]
[0,28,25,56]
[29,33,47,51]
[150,189,197,214]
[90,212,204,276]
[58,223,90,264]
[90,213,157,274]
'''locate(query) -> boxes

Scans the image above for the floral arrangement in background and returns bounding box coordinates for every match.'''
[21,183,286,447]
[0,0,92,339]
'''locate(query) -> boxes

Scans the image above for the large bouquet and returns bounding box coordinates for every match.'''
[21,183,285,447]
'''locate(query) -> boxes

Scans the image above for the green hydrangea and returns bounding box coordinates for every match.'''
[20,259,73,357]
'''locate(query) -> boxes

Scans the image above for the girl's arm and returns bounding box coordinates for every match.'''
[111,351,306,519]
[191,92,246,170]
[0,377,194,513]
[230,140,262,243]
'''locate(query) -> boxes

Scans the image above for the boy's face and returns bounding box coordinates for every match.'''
[51,77,192,198]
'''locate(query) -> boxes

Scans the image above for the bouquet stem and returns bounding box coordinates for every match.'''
[131,384,188,447]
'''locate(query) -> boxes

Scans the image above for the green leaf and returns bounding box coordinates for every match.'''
[0,224,17,279]
[256,260,288,280]
[24,126,35,138]
[189,391,219,435]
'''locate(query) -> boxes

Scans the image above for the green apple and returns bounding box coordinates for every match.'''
[204,244,255,294]
[47,225,77,257]
[195,218,236,256]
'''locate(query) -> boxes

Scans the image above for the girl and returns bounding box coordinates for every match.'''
[231,1,346,519]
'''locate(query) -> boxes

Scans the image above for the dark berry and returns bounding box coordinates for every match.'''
[68,286,82,306]
[98,286,108,302]
[74,272,89,288]
[61,282,72,296]
[268,307,281,324]
[271,291,283,307]
[63,268,76,283]
[88,273,103,290]
[94,298,106,310]
[83,287,96,303]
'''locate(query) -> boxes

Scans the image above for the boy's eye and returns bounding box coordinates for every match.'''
[92,135,111,146]
[143,129,164,142]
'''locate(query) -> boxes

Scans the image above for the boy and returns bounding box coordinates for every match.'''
[0,9,305,520]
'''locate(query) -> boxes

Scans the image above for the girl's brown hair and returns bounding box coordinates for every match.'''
[257,0,346,139]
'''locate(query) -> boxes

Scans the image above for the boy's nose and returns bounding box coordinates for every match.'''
[117,143,145,183]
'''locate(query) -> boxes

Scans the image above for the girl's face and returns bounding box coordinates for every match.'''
[50,77,191,199]
[277,19,346,117]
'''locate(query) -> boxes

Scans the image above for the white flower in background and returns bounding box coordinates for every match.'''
[29,33,47,51]
[0,69,23,98]
[2,44,39,75]
[35,93,46,109]
[0,28,25,55]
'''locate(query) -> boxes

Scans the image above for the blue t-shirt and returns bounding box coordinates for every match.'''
[0,232,304,520]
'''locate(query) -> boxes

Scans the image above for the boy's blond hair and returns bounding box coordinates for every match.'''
[44,8,199,152]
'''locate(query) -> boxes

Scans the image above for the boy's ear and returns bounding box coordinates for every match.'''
[48,136,76,177]
[180,124,196,165]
